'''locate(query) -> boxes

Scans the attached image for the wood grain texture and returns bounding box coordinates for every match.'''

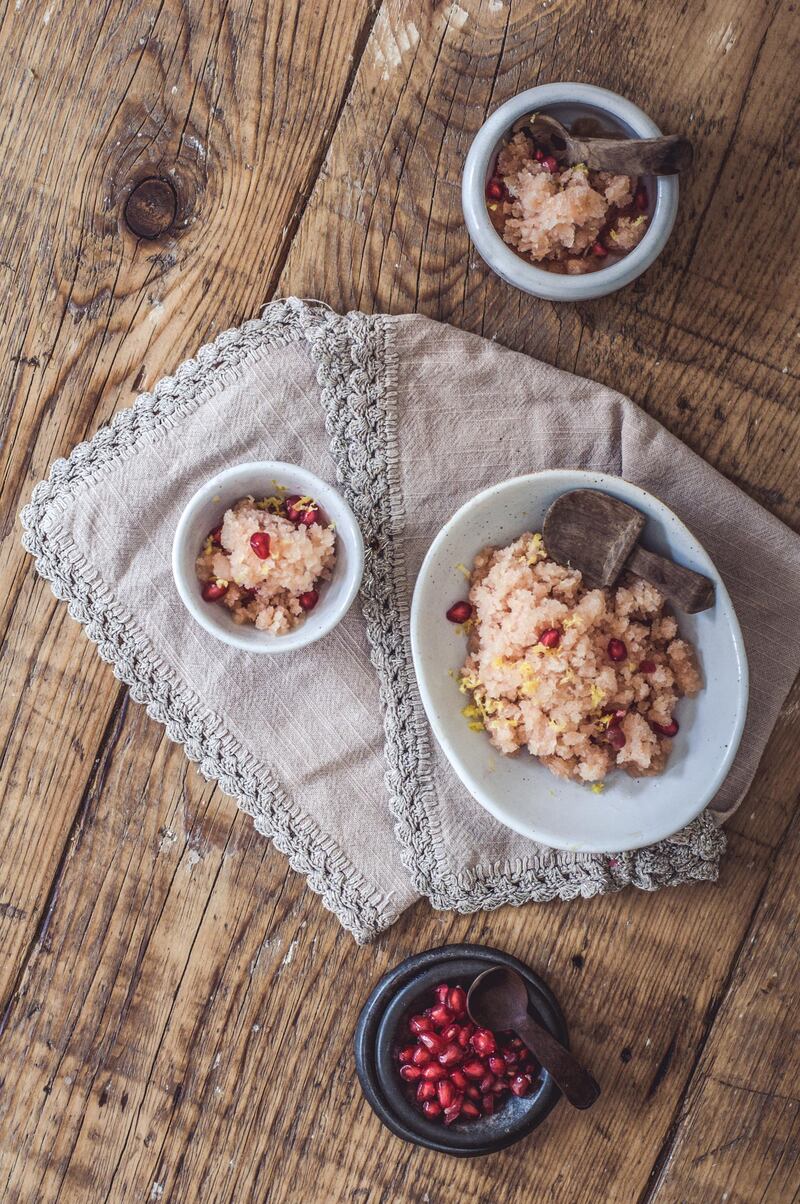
[1,0,798,1202]
[0,0,377,1000]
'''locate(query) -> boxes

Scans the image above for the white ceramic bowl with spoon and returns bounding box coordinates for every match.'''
[410,470,748,852]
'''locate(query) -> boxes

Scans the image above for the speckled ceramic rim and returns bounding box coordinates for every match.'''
[172,459,365,653]
[353,944,567,1157]
[462,82,680,301]
[410,469,749,851]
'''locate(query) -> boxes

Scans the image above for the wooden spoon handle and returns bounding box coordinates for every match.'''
[513,1014,601,1110]
[573,134,693,176]
[626,545,715,613]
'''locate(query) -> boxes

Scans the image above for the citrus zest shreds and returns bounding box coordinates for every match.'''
[590,684,606,708]
[595,713,615,730]
[591,782,604,794]
[455,563,471,579]
[214,578,229,588]
[468,721,485,732]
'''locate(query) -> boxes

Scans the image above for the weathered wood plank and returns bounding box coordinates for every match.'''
[0,0,378,998]
[645,762,800,1202]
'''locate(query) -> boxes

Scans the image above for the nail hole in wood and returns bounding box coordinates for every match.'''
[124,177,178,239]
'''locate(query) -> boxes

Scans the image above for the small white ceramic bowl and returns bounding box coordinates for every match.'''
[172,461,364,653]
[410,470,748,853]
[462,82,679,302]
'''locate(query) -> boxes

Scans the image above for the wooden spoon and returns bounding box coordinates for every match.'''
[542,489,715,613]
[467,966,601,1110]
[511,112,693,176]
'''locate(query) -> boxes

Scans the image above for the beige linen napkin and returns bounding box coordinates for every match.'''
[21,299,800,941]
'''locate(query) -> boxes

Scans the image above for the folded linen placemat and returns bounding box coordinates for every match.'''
[22,299,800,942]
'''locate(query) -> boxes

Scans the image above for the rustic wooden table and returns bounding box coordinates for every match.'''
[2,1,798,1201]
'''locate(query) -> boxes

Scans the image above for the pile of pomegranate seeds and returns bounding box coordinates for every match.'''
[396,982,539,1125]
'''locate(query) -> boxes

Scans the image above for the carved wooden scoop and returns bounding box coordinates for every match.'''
[512,112,693,176]
[467,966,601,1110]
[542,489,714,613]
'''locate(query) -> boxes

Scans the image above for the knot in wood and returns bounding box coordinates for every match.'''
[124,177,178,239]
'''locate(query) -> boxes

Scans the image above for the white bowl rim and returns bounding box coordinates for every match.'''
[462,82,679,302]
[410,469,750,851]
[171,459,364,654]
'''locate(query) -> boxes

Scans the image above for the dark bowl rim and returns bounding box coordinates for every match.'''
[354,943,568,1157]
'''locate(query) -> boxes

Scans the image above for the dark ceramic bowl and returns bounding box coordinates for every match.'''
[354,944,567,1156]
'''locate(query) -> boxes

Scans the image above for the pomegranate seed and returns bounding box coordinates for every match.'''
[399,1065,422,1082]
[422,1100,442,1118]
[429,1003,454,1028]
[462,1059,486,1080]
[398,1046,416,1064]
[639,659,657,674]
[437,1079,455,1108]
[209,525,223,546]
[249,531,271,560]
[608,638,627,662]
[482,1093,495,1115]
[202,580,228,602]
[448,986,467,1015]
[465,1084,481,1101]
[409,1015,433,1036]
[443,1097,463,1125]
[492,1080,508,1096]
[607,723,626,751]
[534,148,545,162]
[434,984,450,1006]
[450,1070,468,1091]
[651,718,679,737]
[485,177,505,202]
[283,495,304,522]
[510,1073,532,1097]
[298,589,319,612]
[422,1063,447,1081]
[635,185,649,211]
[471,1028,497,1057]
[437,1043,463,1068]
[300,504,324,527]
[542,155,558,173]
[417,1080,436,1102]
[461,1100,481,1119]
[418,1031,445,1056]
[412,1046,431,1066]
[456,1024,473,1049]
[441,1024,460,1042]
[510,1037,524,1050]
[592,241,608,257]
[446,601,472,624]
[479,1074,495,1094]
[488,1055,506,1076]
[539,627,561,648]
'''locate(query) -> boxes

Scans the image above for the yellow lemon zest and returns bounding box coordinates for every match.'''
[461,704,482,720]
[272,481,288,492]
[455,620,474,636]
[519,661,537,680]
[492,656,507,670]
[521,681,539,698]
[455,563,471,580]
[595,713,614,730]
[591,782,605,794]
[562,615,581,630]
[215,578,229,588]
[525,532,546,565]
[560,669,576,684]
[468,721,485,732]
[590,684,606,709]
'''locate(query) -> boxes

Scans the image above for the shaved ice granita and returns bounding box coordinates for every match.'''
[195,492,336,635]
[446,532,702,785]
[486,127,650,275]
